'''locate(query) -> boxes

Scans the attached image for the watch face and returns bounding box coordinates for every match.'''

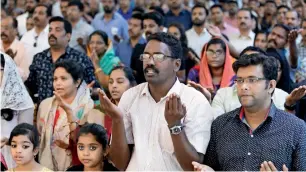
[174,128,180,133]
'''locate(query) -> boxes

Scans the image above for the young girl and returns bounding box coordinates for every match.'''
[7,123,51,171]
[66,123,117,171]
[103,66,136,137]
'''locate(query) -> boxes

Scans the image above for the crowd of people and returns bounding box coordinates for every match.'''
[1,0,306,171]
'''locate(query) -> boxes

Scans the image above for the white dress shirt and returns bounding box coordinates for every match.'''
[20,25,50,59]
[16,12,29,36]
[52,1,63,17]
[186,27,212,58]
[118,79,214,171]
[212,85,289,118]
[229,30,255,54]
[0,39,33,81]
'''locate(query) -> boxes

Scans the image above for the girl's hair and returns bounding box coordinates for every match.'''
[88,30,109,47]
[77,123,108,150]
[206,38,226,53]
[167,22,188,48]
[53,59,84,84]
[8,123,40,150]
[109,65,137,87]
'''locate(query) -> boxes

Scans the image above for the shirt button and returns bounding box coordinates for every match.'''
[251,135,254,138]
[248,152,251,156]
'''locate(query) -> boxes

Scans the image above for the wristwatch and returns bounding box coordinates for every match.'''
[169,124,184,135]
[284,102,296,111]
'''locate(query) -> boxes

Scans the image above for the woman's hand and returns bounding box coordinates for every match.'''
[89,49,100,69]
[53,91,73,115]
[192,161,215,172]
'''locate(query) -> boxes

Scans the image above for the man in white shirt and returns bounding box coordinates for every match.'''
[20,4,51,59]
[229,8,255,54]
[99,32,214,171]
[67,0,94,53]
[16,0,37,36]
[186,4,212,58]
[0,16,32,81]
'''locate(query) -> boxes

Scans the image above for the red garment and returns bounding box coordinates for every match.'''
[104,115,112,139]
[53,110,60,133]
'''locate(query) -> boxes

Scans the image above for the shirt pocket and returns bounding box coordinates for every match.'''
[260,141,291,169]
[159,118,174,154]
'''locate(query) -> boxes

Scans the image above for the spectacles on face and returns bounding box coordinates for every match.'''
[206,50,224,57]
[139,53,172,63]
[234,77,267,85]
[33,36,38,47]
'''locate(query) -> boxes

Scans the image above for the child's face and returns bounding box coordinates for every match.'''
[77,133,105,169]
[10,135,37,166]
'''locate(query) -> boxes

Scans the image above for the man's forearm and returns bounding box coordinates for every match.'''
[171,130,203,171]
[109,118,131,170]
[289,42,298,68]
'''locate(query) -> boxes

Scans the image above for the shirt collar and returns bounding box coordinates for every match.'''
[141,78,181,102]
[32,24,49,37]
[239,31,255,39]
[46,46,72,58]
[236,101,277,120]
[167,9,187,16]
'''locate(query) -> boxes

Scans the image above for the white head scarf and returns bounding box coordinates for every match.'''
[0,52,34,110]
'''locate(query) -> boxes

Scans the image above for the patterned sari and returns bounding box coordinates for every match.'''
[37,82,94,171]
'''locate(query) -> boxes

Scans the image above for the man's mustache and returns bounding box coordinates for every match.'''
[144,65,159,74]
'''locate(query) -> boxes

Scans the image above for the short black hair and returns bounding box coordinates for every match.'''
[68,0,84,12]
[130,13,143,29]
[34,3,52,17]
[8,123,40,150]
[143,12,164,27]
[273,24,290,38]
[110,65,137,87]
[49,16,72,34]
[191,4,208,16]
[77,123,108,150]
[147,32,183,60]
[240,46,267,56]
[233,53,278,82]
[54,59,84,84]
[238,8,252,18]
[210,4,223,12]
[132,6,145,14]
[265,0,277,7]
[89,30,109,46]
[277,5,290,11]
[149,6,165,16]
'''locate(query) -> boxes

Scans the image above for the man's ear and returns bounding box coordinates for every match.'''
[268,79,277,94]
[174,58,181,72]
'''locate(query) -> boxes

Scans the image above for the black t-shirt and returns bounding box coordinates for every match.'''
[66,160,118,171]
[130,43,186,84]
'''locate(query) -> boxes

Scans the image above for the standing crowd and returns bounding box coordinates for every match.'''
[1,0,306,171]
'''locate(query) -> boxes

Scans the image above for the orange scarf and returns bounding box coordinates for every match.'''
[199,38,235,90]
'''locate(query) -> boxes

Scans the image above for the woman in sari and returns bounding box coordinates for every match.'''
[37,59,104,171]
[0,53,34,170]
[87,30,121,90]
[187,38,236,98]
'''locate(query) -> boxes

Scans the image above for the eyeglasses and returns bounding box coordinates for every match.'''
[206,50,224,57]
[33,36,38,47]
[139,53,171,62]
[234,77,267,85]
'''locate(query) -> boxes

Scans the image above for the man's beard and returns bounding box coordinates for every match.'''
[104,6,113,13]
[192,19,205,27]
